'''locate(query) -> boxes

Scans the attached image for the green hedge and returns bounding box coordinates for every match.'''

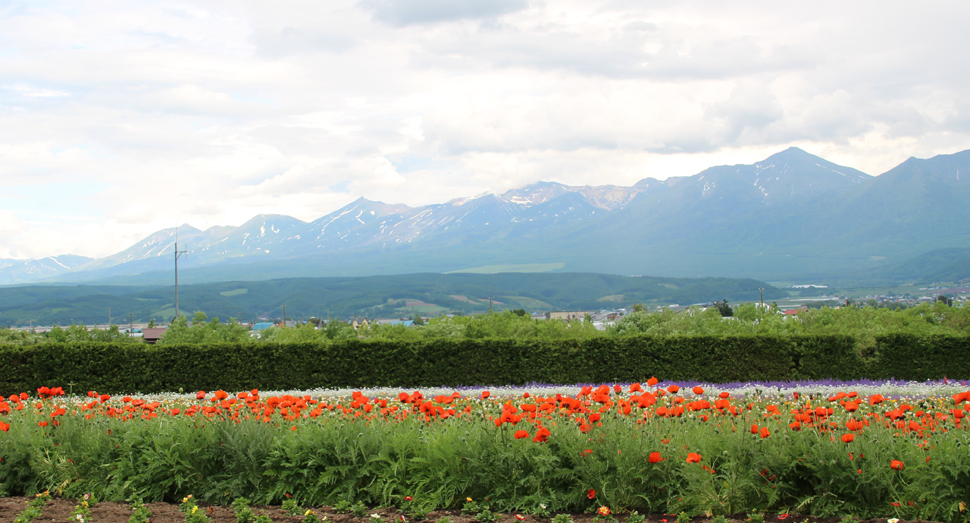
[0,334,966,395]
[872,334,970,381]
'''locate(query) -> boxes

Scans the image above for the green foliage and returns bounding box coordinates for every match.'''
[712,300,733,317]
[159,314,250,345]
[332,501,353,514]
[302,509,323,523]
[71,498,92,523]
[13,493,50,523]
[128,497,152,523]
[475,509,498,523]
[462,498,484,515]
[532,503,552,519]
[13,505,42,523]
[232,498,256,523]
[176,498,211,523]
[281,498,302,516]
[625,512,645,523]
[180,495,199,513]
[3,331,969,394]
[1,407,968,521]
[550,515,574,523]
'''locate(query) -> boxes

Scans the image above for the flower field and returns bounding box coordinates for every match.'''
[1,379,969,523]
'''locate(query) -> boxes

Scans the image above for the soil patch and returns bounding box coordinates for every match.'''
[0,498,936,523]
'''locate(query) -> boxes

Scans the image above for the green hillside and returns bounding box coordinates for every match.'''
[0,272,785,326]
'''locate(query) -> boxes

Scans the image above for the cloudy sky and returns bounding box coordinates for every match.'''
[2,0,969,260]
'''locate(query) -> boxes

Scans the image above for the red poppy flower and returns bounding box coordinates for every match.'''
[514,430,530,439]
[692,386,704,395]
[481,391,490,399]
[751,424,759,434]
[686,452,702,463]
[841,434,855,443]
[0,421,9,432]
[648,452,663,463]
[534,425,552,440]
[667,385,680,394]
[890,460,904,471]
[196,391,206,400]
[587,489,596,499]
[760,427,771,439]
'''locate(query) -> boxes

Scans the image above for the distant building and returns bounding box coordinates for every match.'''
[547,311,588,321]
[142,328,167,344]
[253,322,275,331]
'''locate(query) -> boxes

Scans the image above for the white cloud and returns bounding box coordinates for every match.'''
[0,0,969,259]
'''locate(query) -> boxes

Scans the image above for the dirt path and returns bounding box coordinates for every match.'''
[0,497,928,523]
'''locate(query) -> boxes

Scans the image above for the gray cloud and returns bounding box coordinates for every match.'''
[359,0,528,26]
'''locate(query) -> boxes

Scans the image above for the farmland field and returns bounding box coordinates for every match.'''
[1,379,968,523]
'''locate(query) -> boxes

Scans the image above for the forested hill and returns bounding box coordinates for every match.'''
[0,272,784,326]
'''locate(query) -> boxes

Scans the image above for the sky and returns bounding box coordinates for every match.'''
[2,0,969,260]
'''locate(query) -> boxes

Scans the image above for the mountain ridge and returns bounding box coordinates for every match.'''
[3,147,969,286]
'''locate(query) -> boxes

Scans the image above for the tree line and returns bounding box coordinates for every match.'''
[1,299,966,352]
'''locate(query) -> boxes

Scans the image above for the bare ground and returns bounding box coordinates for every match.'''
[0,497,935,523]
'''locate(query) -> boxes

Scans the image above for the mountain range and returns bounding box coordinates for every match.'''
[3,147,969,287]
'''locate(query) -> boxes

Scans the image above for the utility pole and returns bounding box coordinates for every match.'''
[759,288,764,308]
[107,306,112,327]
[282,304,286,325]
[174,228,188,321]
[488,297,493,312]
[129,313,133,336]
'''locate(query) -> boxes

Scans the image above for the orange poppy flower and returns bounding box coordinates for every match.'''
[648,451,663,463]
[587,489,596,499]
[647,377,659,386]
[667,385,680,394]
[514,430,530,439]
[686,452,702,463]
[692,386,704,395]
[842,434,855,443]
[890,460,904,471]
